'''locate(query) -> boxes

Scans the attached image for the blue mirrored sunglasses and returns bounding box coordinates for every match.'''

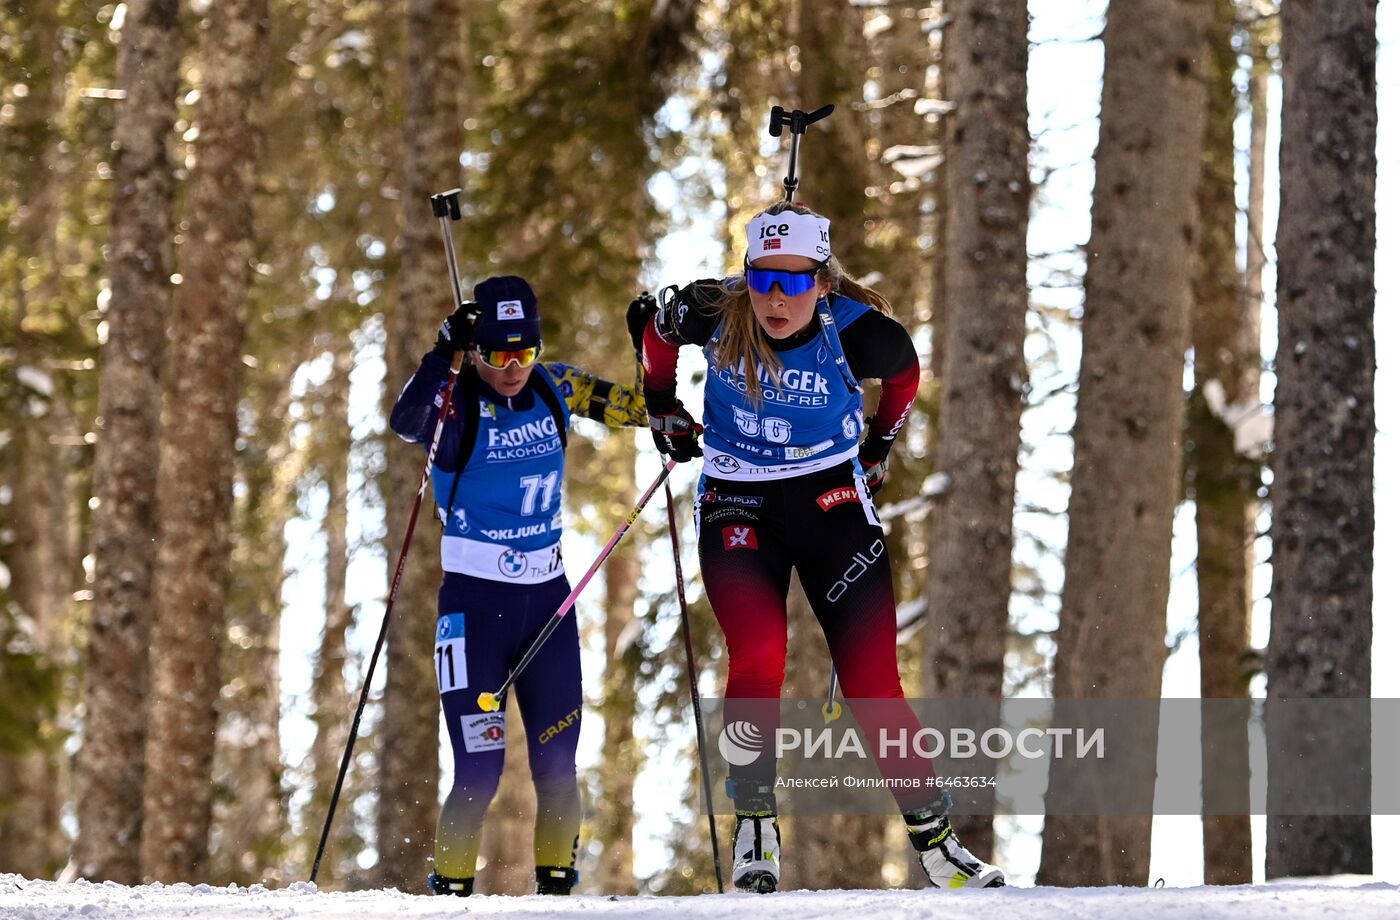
[744,262,823,296]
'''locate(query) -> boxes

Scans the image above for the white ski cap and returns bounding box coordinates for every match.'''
[744,210,832,264]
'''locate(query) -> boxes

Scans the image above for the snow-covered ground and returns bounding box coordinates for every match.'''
[4,875,1398,920]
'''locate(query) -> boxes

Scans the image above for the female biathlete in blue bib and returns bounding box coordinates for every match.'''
[638,204,1005,892]
[391,276,647,897]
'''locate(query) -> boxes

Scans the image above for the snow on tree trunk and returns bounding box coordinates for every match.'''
[1038,0,1208,888]
[374,0,463,890]
[924,0,1029,864]
[1266,0,1376,880]
[75,0,182,884]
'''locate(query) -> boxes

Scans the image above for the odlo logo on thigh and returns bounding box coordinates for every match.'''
[723,525,758,550]
[825,539,886,602]
[462,712,506,752]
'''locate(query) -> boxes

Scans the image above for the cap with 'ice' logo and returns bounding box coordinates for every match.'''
[744,209,832,263]
[473,275,542,350]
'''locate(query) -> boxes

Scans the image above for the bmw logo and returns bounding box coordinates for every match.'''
[713,455,740,474]
[498,550,528,578]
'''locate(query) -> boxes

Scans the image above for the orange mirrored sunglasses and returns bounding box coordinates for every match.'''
[476,344,543,369]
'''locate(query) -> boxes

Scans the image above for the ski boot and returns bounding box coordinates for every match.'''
[427,871,473,896]
[904,793,1005,889]
[732,810,780,893]
[535,865,577,895]
[728,778,779,893]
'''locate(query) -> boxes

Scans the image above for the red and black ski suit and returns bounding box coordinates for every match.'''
[643,280,937,813]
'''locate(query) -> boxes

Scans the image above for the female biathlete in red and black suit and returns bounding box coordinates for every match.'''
[637,202,1005,892]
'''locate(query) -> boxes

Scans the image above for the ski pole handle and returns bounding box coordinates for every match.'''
[431,188,465,307]
[477,459,678,712]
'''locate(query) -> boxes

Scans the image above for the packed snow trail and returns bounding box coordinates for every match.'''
[4,875,1400,920]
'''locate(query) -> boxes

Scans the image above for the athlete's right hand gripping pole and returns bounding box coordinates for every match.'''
[311,189,468,885]
[768,103,835,203]
[477,460,679,713]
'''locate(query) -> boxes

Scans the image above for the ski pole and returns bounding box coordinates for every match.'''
[310,189,468,884]
[477,459,678,713]
[664,475,725,893]
[768,103,835,203]
[822,665,843,723]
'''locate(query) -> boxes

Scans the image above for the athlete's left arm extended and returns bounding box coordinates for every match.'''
[545,362,649,429]
[840,311,921,455]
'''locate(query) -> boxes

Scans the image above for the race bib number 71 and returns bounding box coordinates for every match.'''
[435,613,468,693]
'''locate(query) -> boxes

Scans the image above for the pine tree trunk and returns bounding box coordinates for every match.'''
[375,0,463,890]
[1244,29,1271,332]
[209,588,285,886]
[796,0,876,268]
[209,365,297,885]
[210,364,291,886]
[0,3,73,879]
[1189,0,1256,886]
[305,345,356,886]
[1037,0,1208,888]
[918,7,950,886]
[75,0,182,884]
[924,0,1029,864]
[1266,0,1375,879]
[140,0,269,881]
[593,439,642,894]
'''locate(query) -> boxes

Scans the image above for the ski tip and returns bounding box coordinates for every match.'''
[478,692,501,712]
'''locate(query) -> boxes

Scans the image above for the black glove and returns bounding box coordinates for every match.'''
[434,300,480,358]
[626,292,659,360]
[859,443,891,496]
[644,389,702,462]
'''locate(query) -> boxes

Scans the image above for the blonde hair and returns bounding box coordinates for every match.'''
[698,201,892,404]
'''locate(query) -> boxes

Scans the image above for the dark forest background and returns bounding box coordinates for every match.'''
[0,0,1382,893]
